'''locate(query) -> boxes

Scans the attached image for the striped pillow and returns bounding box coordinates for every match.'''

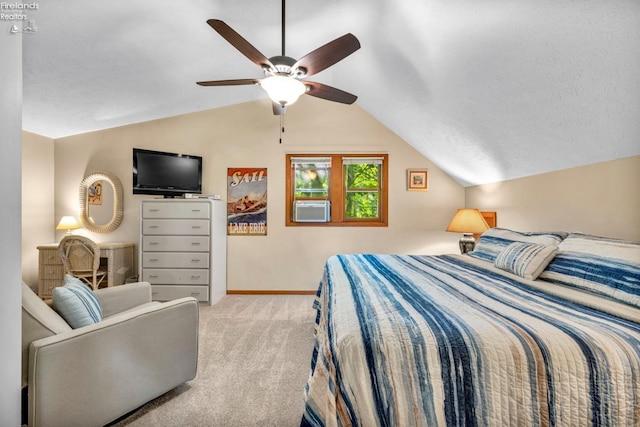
[52,275,103,328]
[539,233,640,308]
[494,242,558,280]
[468,228,568,263]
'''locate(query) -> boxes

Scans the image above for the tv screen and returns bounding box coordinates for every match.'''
[133,148,202,197]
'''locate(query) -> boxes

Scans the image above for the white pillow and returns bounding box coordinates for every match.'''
[494,242,558,280]
[52,275,103,328]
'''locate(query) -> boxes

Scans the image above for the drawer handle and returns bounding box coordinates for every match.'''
[151,291,159,296]
[191,275,201,280]
[192,209,201,212]
[192,226,201,229]
[148,258,159,262]
[191,292,201,296]
[149,209,159,212]
[149,225,159,229]
[149,242,159,245]
[148,275,159,279]
[191,242,201,246]
[190,259,201,263]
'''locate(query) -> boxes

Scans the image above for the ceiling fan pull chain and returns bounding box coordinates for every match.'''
[279,114,285,144]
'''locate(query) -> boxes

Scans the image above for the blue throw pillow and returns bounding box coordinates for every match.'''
[494,242,558,280]
[52,275,103,328]
[539,233,640,308]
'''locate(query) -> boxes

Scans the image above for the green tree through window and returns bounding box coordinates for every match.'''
[344,162,380,219]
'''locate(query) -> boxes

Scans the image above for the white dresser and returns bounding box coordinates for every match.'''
[139,199,227,305]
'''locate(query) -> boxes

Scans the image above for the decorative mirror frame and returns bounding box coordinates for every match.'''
[79,171,124,233]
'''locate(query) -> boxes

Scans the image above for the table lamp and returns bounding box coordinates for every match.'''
[446,208,490,254]
[56,216,81,235]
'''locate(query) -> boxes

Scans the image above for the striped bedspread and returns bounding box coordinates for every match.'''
[301,254,640,427]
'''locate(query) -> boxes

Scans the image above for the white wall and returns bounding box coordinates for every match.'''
[465,156,640,241]
[22,132,55,290]
[47,96,465,291]
[0,29,23,426]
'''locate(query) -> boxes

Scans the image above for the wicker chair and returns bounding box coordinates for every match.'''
[58,235,107,289]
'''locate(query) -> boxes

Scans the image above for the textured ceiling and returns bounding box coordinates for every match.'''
[21,0,640,186]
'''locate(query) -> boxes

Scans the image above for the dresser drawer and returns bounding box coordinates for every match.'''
[39,279,64,298]
[142,202,210,219]
[142,219,210,236]
[143,268,209,285]
[39,249,63,265]
[39,264,65,281]
[151,285,209,302]
[142,252,210,269]
[142,236,210,252]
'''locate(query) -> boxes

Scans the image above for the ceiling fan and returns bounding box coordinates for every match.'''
[197,0,361,115]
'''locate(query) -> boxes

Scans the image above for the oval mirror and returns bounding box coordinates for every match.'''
[79,171,124,233]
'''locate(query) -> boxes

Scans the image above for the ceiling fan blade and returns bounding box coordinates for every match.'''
[196,78,260,87]
[272,102,286,115]
[304,82,357,104]
[293,33,361,77]
[207,19,275,71]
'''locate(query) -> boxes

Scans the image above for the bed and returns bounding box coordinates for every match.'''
[301,230,640,426]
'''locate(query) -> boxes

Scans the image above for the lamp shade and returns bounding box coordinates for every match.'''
[260,76,306,106]
[56,216,80,232]
[446,209,490,234]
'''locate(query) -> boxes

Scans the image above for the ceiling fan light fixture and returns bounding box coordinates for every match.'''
[261,75,306,106]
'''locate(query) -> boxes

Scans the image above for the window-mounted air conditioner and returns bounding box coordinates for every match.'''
[293,201,330,222]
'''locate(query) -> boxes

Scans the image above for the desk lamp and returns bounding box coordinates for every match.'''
[56,216,81,235]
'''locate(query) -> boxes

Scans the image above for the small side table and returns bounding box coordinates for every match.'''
[37,241,135,299]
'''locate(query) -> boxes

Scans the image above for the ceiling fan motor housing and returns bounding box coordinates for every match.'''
[267,55,306,77]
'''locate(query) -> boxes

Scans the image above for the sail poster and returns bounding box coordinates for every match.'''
[227,168,267,236]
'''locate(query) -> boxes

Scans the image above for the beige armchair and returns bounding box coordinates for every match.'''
[22,281,199,427]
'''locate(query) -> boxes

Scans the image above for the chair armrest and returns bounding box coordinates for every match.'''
[28,297,199,427]
[95,281,152,317]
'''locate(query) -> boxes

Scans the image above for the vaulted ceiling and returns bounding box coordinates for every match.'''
[21,0,640,186]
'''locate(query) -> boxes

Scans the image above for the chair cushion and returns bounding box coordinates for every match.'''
[494,242,558,280]
[103,301,161,319]
[52,275,103,328]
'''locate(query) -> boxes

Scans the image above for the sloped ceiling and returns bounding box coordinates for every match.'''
[21,0,640,186]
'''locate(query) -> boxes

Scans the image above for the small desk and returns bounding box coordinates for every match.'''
[37,242,135,298]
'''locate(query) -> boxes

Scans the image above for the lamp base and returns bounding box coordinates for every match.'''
[458,233,476,254]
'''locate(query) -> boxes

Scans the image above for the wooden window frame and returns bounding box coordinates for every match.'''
[286,153,388,227]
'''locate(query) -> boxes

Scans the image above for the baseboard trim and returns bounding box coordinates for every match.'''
[227,290,317,295]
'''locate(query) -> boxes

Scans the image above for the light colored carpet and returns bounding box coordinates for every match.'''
[110,294,317,427]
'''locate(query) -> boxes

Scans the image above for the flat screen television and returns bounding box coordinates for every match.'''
[133,148,202,197]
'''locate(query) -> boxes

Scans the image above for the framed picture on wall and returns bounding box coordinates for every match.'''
[88,182,102,205]
[227,167,268,236]
[407,169,429,191]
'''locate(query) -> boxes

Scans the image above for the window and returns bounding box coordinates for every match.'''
[286,154,388,226]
